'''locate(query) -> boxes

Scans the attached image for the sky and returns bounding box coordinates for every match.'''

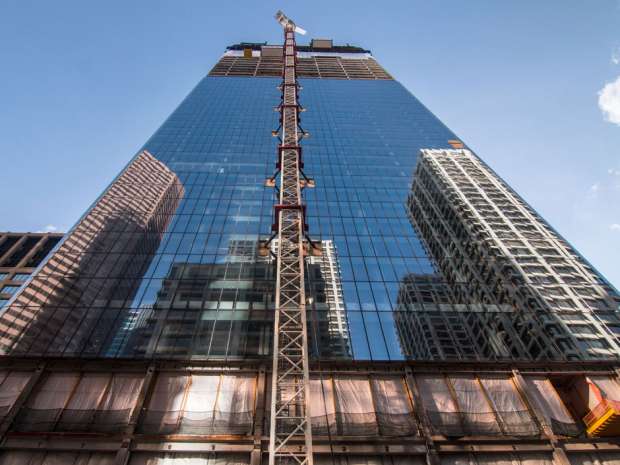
[0,0,619,287]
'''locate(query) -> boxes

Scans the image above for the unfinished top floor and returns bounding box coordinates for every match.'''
[208,41,392,80]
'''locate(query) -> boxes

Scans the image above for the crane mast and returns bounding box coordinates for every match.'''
[268,10,314,465]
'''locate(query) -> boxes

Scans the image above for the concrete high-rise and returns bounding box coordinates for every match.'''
[0,26,619,465]
[405,148,620,361]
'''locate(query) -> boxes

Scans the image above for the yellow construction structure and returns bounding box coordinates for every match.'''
[584,398,620,437]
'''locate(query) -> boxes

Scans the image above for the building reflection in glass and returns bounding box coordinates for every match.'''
[110,238,351,360]
[401,148,620,361]
[112,237,273,359]
[306,240,351,359]
[0,151,184,356]
[3,76,618,365]
[394,273,567,361]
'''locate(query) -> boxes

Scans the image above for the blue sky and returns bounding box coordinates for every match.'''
[1,0,619,287]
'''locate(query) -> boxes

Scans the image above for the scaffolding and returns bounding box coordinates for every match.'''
[268,10,314,465]
[0,357,620,464]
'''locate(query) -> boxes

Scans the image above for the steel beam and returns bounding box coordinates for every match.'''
[268,14,313,465]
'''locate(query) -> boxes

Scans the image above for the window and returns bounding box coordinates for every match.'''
[1,237,40,267]
[0,285,19,295]
[0,273,8,281]
[568,325,597,335]
[578,339,611,351]
[11,273,30,282]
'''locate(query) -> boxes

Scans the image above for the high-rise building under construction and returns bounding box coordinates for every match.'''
[0,13,620,465]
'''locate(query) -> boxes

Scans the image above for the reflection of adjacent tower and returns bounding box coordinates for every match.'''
[395,273,471,360]
[119,237,273,358]
[405,148,620,361]
[0,151,183,355]
[307,240,351,359]
[394,273,536,360]
[120,238,351,359]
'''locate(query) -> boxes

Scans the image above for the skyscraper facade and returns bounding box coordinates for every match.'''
[0,30,619,465]
[0,232,63,309]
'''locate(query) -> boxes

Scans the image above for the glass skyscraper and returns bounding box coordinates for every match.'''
[0,36,619,465]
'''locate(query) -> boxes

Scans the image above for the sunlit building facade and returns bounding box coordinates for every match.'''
[0,232,63,310]
[0,37,619,465]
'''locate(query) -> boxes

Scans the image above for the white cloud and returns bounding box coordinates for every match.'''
[608,168,620,176]
[610,223,620,231]
[598,76,620,125]
[587,183,600,199]
[37,224,58,233]
[613,48,620,65]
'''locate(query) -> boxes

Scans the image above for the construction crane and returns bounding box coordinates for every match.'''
[267,10,314,465]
